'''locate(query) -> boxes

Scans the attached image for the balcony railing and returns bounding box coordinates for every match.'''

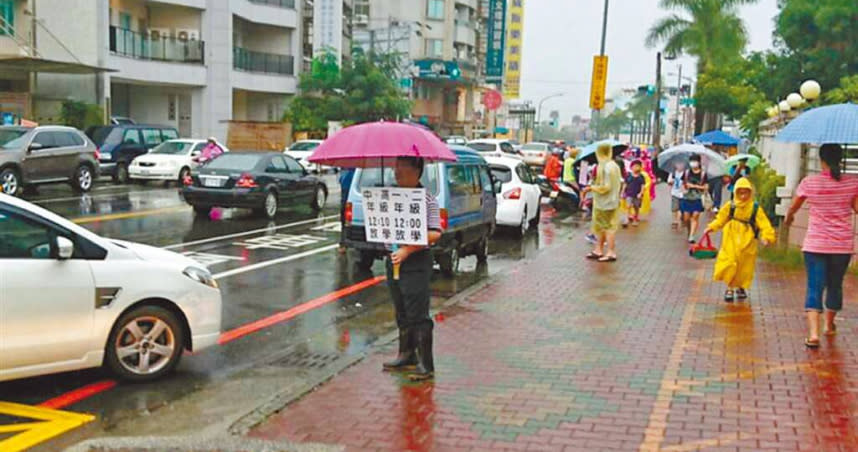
[233,47,295,75]
[248,0,296,8]
[109,26,204,64]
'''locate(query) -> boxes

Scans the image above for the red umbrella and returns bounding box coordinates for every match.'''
[308,121,458,168]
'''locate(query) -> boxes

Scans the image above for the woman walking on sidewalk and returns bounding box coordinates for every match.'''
[583,144,623,262]
[784,144,858,349]
[382,157,443,380]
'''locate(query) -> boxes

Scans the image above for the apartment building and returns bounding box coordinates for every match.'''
[353,0,479,136]
[0,0,301,141]
[302,0,353,72]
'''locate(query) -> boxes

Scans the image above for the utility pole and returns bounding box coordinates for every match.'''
[673,64,682,144]
[652,51,662,148]
[591,0,609,138]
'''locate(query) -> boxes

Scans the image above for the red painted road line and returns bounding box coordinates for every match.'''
[37,379,118,410]
[35,275,387,409]
[217,275,387,345]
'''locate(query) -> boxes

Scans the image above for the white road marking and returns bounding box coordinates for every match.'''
[213,244,340,280]
[182,251,244,268]
[162,215,338,250]
[233,234,326,250]
[310,221,342,232]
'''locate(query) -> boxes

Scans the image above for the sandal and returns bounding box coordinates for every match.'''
[724,290,734,302]
[598,255,617,263]
[586,252,603,260]
[805,338,820,349]
[736,288,748,300]
[825,323,837,336]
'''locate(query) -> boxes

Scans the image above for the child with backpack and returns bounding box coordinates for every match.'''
[701,178,776,302]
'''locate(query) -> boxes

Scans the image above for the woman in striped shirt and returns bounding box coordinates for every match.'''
[785,144,858,348]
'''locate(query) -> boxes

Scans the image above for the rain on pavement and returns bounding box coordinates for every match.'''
[0,177,583,447]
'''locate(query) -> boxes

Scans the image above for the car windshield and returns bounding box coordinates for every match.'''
[522,144,546,151]
[357,164,440,195]
[0,129,28,149]
[467,143,496,153]
[205,154,261,171]
[152,141,194,155]
[490,165,512,183]
[290,141,320,151]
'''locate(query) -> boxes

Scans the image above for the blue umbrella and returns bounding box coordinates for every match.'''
[775,103,858,144]
[574,140,628,163]
[694,130,740,146]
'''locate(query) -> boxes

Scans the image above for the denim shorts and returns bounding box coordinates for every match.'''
[804,252,852,312]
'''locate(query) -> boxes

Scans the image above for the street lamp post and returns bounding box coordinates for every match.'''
[537,93,564,139]
[591,0,610,138]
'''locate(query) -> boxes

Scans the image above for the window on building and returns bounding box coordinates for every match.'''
[427,39,443,57]
[427,0,444,20]
[0,0,14,36]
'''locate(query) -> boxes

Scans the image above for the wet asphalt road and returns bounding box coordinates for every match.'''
[0,177,587,445]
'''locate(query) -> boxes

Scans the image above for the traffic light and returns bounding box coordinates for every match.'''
[637,85,656,96]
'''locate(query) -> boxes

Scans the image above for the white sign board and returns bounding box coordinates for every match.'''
[361,188,428,246]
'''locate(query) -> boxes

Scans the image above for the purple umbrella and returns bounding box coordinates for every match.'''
[308,121,458,168]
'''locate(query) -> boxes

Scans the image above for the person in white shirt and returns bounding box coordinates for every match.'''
[666,162,686,229]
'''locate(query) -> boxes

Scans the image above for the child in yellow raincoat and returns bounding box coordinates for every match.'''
[702,177,776,302]
[620,160,652,226]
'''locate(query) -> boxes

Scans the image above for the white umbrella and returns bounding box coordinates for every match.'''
[657,143,727,178]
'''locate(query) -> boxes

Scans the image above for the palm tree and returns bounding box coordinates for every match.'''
[646,0,757,132]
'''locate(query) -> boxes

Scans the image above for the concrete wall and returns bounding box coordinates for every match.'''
[236,19,292,54]
[149,3,202,33]
[232,89,287,122]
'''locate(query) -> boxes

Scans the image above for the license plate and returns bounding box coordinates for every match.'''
[202,177,224,188]
[550,191,559,198]
[141,170,150,175]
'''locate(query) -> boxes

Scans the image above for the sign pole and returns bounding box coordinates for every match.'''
[591,0,610,138]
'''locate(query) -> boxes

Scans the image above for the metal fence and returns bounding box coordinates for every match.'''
[109,26,204,64]
[247,0,296,8]
[233,47,294,75]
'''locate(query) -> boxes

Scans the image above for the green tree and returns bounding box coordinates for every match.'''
[59,100,104,131]
[824,74,858,104]
[646,0,758,132]
[284,52,411,133]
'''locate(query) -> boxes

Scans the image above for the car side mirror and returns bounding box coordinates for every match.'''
[28,143,43,152]
[493,180,503,194]
[57,236,74,260]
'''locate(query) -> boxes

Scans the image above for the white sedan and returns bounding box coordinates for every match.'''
[0,193,222,382]
[284,140,327,173]
[130,139,229,185]
[467,139,521,159]
[486,156,542,236]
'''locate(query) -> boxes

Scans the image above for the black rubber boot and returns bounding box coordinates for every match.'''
[408,324,434,381]
[382,328,416,371]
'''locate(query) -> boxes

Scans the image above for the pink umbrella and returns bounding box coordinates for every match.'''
[308,121,458,168]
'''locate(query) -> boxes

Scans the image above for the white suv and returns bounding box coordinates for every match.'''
[0,193,222,382]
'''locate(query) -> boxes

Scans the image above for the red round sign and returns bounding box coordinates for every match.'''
[483,90,503,111]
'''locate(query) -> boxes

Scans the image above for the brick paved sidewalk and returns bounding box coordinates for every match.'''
[250,196,858,452]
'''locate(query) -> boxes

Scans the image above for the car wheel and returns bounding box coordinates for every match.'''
[529,202,541,228]
[262,190,278,219]
[72,165,94,193]
[438,243,460,277]
[193,206,211,217]
[0,168,21,196]
[311,185,327,211]
[113,162,129,184]
[475,235,489,263]
[177,167,191,186]
[517,208,529,237]
[105,305,184,382]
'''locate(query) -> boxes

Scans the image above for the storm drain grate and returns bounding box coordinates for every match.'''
[270,350,343,369]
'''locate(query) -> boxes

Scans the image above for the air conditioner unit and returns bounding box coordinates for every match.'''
[176,29,200,41]
[148,28,169,40]
[354,14,368,25]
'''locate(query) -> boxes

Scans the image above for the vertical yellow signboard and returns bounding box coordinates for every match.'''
[589,55,609,110]
[503,0,524,99]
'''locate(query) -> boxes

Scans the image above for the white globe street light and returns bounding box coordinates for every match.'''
[787,93,804,109]
[767,107,779,118]
[779,100,792,112]
[800,80,821,101]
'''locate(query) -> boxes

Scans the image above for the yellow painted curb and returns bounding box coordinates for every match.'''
[0,401,95,452]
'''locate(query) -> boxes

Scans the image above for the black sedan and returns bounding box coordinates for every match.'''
[182,152,328,219]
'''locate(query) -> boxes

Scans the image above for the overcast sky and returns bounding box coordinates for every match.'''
[520,0,780,122]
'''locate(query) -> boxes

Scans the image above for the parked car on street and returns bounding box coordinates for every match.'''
[0,193,222,382]
[86,125,180,184]
[444,136,468,145]
[182,152,328,219]
[0,125,99,196]
[466,139,520,159]
[110,116,136,125]
[283,140,326,173]
[520,142,552,167]
[487,156,542,236]
[343,146,499,276]
[129,139,229,185]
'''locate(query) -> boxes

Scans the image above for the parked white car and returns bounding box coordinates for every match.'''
[284,140,326,173]
[0,193,222,382]
[129,139,229,185]
[486,156,542,236]
[467,139,521,159]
